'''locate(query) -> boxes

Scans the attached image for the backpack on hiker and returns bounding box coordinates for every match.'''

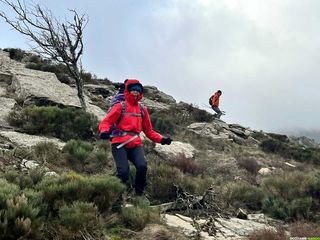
[209,95,213,106]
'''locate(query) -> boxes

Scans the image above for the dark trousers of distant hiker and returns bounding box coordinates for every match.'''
[211,106,222,118]
[111,144,147,195]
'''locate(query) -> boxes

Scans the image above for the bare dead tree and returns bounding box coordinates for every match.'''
[0,0,88,109]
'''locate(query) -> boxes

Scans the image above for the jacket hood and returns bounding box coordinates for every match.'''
[124,79,144,103]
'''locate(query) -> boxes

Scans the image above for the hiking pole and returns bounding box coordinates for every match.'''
[116,135,139,149]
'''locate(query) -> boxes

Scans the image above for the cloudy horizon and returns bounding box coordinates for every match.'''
[1,0,319,136]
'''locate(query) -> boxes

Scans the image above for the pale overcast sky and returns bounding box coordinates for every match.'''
[1,0,320,134]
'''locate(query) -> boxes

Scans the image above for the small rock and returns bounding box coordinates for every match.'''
[236,208,248,219]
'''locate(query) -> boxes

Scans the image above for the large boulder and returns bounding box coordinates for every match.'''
[0,130,65,149]
[163,213,275,240]
[187,122,229,140]
[141,98,171,110]
[154,141,196,160]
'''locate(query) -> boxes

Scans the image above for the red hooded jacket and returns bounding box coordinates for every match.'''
[98,79,163,148]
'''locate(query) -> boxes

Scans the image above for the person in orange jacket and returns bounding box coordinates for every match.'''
[99,79,172,196]
[210,90,223,119]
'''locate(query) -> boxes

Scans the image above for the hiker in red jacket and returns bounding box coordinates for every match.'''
[210,90,223,119]
[99,79,172,196]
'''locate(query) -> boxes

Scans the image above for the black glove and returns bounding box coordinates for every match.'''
[161,137,172,145]
[100,132,110,140]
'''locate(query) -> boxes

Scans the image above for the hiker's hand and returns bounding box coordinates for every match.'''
[100,132,110,140]
[161,137,172,145]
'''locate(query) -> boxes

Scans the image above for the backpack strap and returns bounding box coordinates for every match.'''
[111,101,144,137]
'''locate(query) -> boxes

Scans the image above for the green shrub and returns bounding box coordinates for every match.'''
[260,139,287,154]
[62,140,110,173]
[261,172,315,201]
[261,172,319,220]
[0,179,20,209]
[150,112,175,135]
[8,106,97,141]
[262,197,312,221]
[1,169,45,190]
[63,140,94,171]
[34,141,62,164]
[222,181,265,210]
[3,48,26,61]
[0,194,42,240]
[0,170,34,190]
[147,162,211,203]
[190,106,213,122]
[121,197,160,230]
[36,173,126,214]
[260,139,320,164]
[58,201,102,232]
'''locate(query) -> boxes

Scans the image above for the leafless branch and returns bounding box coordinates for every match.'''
[0,0,88,109]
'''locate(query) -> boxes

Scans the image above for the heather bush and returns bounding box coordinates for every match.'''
[8,106,97,141]
[150,112,175,135]
[36,173,126,214]
[0,194,42,240]
[57,201,102,232]
[0,170,34,189]
[3,48,26,61]
[248,227,288,240]
[289,222,320,237]
[0,179,20,208]
[34,141,62,164]
[261,171,315,201]
[147,162,211,203]
[171,155,205,176]
[63,140,94,171]
[222,181,265,210]
[262,197,312,220]
[260,139,320,164]
[62,140,110,173]
[236,156,260,176]
[261,171,319,220]
[121,196,160,230]
[1,168,45,190]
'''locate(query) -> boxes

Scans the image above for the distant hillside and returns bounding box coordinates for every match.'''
[281,128,320,144]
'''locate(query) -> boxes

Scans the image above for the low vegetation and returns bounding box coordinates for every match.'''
[8,106,98,141]
[260,137,320,165]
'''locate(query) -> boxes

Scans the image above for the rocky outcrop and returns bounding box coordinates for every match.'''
[154,141,196,160]
[141,98,171,110]
[164,213,274,240]
[0,97,16,128]
[0,130,65,149]
[144,85,176,104]
[84,84,114,98]
[0,50,106,121]
[187,121,255,145]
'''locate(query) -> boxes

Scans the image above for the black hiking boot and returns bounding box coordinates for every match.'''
[111,194,124,212]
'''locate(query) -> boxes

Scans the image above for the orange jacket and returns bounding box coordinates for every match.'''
[211,91,221,107]
[98,79,163,148]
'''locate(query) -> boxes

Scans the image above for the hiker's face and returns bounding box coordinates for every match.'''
[130,90,140,96]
